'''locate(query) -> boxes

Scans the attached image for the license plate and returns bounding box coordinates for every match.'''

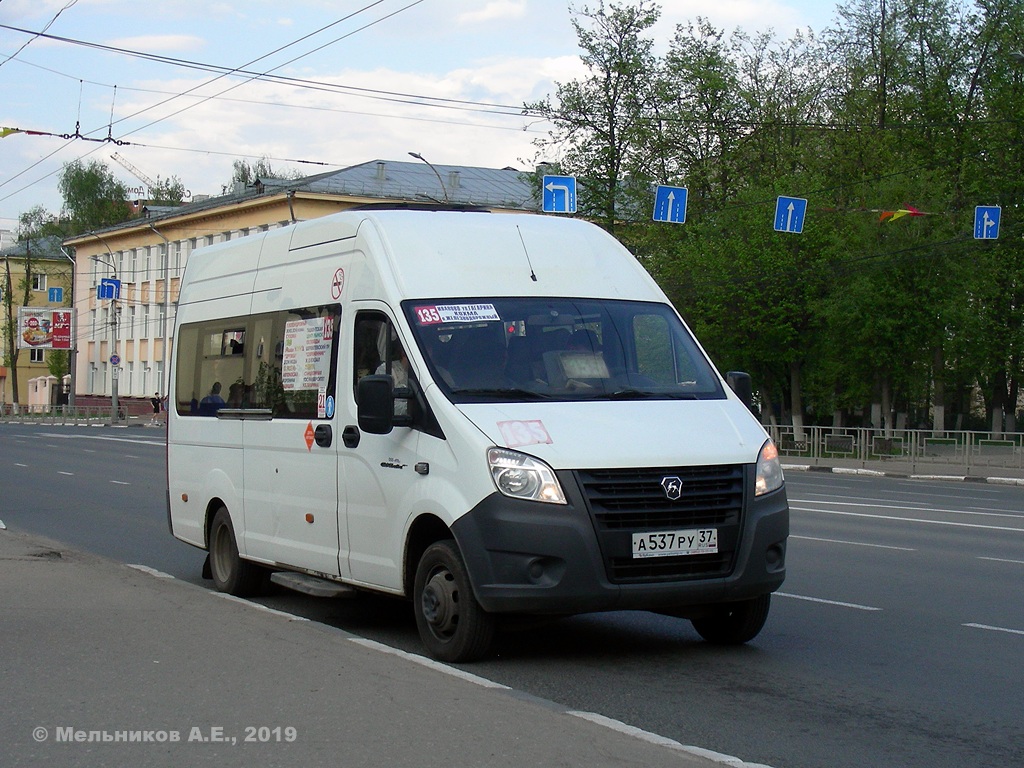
[631,528,718,559]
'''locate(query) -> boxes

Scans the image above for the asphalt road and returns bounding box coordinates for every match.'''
[2,423,1022,768]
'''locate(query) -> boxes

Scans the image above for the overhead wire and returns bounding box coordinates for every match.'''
[0,0,433,203]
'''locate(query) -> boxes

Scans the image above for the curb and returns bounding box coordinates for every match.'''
[782,463,1024,486]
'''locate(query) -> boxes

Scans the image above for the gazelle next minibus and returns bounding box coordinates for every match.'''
[167,207,788,661]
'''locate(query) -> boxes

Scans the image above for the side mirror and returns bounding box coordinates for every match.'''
[726,371,753,411]
[357,375,395,434]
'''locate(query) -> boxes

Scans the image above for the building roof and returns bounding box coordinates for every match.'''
[0,234,66,261]
[72,158,541,241]
[290,159,539,210]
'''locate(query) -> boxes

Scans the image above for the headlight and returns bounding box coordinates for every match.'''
[755,439,784,496]
[487,448,566,504]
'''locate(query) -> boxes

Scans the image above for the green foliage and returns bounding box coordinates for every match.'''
[57,159,130,234]
[148,176,187,205]
[528,0,1024,430]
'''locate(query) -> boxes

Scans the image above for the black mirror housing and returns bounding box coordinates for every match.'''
[357,375,395,434]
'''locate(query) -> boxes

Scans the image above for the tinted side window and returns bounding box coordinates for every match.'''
[175,305,341,418]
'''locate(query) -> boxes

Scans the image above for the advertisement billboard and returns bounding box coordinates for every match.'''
[17,307,73,350]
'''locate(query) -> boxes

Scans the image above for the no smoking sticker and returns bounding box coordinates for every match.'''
[331,268,345,299]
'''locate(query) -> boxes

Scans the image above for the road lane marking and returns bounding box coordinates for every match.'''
[58,471,74,476]
[790,498,1024,521]
[790,535,915,551]
[110,480,131,485]
[126,564,174,578]
[211,592,310,621]
[963,623,1024,636]
[978,556,1024,565]
[569,711,776,767]
[350,638,510,689]
[790,506,1024,533]
[776,592,882,611]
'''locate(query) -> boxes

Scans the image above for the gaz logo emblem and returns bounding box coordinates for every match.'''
[661,476,682,501]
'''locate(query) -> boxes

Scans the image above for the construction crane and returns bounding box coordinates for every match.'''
[110,152,156,197]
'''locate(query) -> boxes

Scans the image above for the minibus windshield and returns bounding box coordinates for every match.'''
[403,298,725,404]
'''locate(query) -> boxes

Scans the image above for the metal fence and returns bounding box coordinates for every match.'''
[769,424,1024,476]
[0,404,131,425]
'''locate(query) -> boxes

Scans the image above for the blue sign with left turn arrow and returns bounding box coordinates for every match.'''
[542,175,577,214]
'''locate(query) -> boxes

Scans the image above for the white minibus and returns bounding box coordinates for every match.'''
[167,207,788,661]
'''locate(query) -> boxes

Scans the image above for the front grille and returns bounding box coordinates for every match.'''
[575,464,745,583]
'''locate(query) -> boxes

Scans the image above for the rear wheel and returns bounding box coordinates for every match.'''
[413,540,495,662]
[691,594,771,645]
[209,506,265,597]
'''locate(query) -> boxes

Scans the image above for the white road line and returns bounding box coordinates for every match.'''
[978,556,1024,565]
[349,638,510,689]
[211,592,310,621]
[790,506,1024,533]
[963,623,1024,637]
[125,564,174,578]
[776,592,882,611]
[568,711,775,768]
[790,535,915,551]
[14,462,28,467]
[58,471,74,476]
[110,480,131,486]
[790,497,1024,521]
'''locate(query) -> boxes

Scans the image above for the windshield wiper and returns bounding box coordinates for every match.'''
[607,388,657,400]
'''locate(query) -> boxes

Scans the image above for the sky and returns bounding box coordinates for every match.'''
[0,0,839,231]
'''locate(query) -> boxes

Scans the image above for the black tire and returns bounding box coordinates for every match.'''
[691,594,771,645]
[413,540,495,662]
[208,506,265,597]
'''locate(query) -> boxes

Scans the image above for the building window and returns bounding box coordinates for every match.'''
[32,273,47,291]
[30,348,44,363]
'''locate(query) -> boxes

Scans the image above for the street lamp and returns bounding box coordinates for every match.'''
[91,253,120,425]
[408,152,450,203]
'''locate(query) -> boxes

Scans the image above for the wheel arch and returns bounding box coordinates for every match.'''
[203,497,229,549]
[403,513,453,598]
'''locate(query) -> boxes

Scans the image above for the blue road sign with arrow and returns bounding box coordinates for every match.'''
[774,196,808,234]
[542,175,577,214]
[974,206,1001,240]
[97,278,121,301]
[653,185,688,224]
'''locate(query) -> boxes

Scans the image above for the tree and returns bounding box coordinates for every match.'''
[226,158,303,193]
[148,176,187,205]
[526,1,662,231]
[58,159,130,234]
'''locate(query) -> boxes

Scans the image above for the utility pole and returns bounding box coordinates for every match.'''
[93,254,120,424]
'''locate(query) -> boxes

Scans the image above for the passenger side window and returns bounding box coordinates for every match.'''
[175,304,341,419]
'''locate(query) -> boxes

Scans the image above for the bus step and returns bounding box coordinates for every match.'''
[270,571,357,598]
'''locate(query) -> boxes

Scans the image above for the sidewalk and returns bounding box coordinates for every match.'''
[0,527,756,768]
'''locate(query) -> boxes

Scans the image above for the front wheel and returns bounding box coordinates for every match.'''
[208,506,265,597]
[691,594,771,645]
[413,540,495,662]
